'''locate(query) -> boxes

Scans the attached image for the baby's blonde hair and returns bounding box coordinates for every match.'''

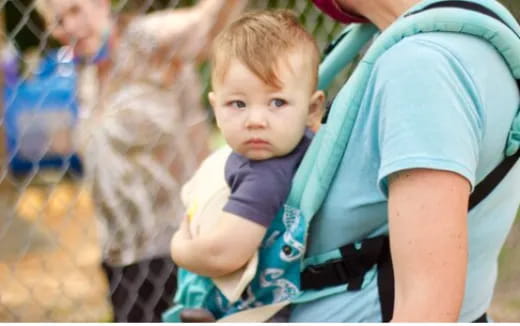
[211,9,320,90]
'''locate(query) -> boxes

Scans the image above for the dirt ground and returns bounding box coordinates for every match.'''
[0,181,113,322]
[0,181,518,322]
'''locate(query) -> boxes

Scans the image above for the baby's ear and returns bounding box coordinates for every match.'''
[308,90,325,132]
[208,92,216,109]
[208,92,221,128]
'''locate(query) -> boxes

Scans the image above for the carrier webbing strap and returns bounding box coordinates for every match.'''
[301,236,387,291]
[405,0,520,38]
[470,149,520,210]
[473,313,489,323]
[302,1,520,322]
[376,237,394,322]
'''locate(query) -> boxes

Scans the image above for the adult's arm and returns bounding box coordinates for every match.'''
[387,168,470,322]
[127,0,247,63]
[374,36,487,321]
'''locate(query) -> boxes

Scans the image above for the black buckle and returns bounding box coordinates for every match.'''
[300,258,352,290]
[333,259,351,283]
[301,236,390,291]
[304,264,324,274]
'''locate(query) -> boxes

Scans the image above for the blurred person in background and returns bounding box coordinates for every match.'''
[35,0,246,322]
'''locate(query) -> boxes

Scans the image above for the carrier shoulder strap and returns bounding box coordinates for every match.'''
[470,146,520,210]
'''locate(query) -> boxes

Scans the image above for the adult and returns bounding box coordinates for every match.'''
[289,0,520,322]
[35,0,246,322]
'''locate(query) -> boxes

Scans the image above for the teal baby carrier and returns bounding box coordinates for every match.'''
[163,0,520,322]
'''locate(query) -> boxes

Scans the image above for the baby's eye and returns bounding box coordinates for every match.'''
[270,98,287,108]
[229,100,246,109]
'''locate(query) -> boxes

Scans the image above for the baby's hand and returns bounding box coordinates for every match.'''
[170,215,192,264]
[180,308,216,323]
[171,216,191,248]
[178,215,192,239]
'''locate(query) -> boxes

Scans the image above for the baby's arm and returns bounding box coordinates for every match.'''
[171,211,266,278]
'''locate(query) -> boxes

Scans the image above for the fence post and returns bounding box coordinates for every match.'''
[0,7,11,196]
[0,3,14,240]
[0,7,21,248]
[0,8,5,174]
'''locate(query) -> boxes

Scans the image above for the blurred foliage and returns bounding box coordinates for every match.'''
[4,0,47,52]
[501,0,520,14]
[5,0,520,54]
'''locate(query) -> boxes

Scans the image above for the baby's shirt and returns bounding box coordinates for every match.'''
[223,131,312,227]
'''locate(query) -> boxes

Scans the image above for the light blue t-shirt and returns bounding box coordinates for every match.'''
[290,32,520,322]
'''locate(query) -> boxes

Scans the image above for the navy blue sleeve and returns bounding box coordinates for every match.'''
[223,158,291,227]
[223,133,312,227]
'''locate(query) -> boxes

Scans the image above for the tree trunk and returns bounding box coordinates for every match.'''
[0,7,13,195]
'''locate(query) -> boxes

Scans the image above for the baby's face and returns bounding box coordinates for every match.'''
[210,54,322,160]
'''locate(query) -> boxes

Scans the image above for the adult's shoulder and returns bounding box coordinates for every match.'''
[374,32,504,81]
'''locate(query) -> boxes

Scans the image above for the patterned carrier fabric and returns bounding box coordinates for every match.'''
[176,203,306,319]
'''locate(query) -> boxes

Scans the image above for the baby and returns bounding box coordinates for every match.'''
[170,9,324,321]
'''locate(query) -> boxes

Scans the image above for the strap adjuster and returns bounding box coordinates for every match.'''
[300,235,389,291]
[333,260,351,283]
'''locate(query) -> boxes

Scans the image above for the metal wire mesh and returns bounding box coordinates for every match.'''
[0,0,519,322]
[0,0,343,322]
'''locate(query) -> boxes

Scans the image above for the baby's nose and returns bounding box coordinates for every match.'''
[245,109,267,129]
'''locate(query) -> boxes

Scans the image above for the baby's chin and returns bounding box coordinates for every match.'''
[238,149,287,161]
[241,151,275,161]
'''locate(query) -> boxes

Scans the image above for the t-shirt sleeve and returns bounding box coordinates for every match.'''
[224,161,290,228]
[376,37,484,195]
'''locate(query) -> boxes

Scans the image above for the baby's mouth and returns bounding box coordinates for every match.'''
[246,138,269,145]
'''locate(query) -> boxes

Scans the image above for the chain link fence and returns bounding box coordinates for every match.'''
[0,0,518,322]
